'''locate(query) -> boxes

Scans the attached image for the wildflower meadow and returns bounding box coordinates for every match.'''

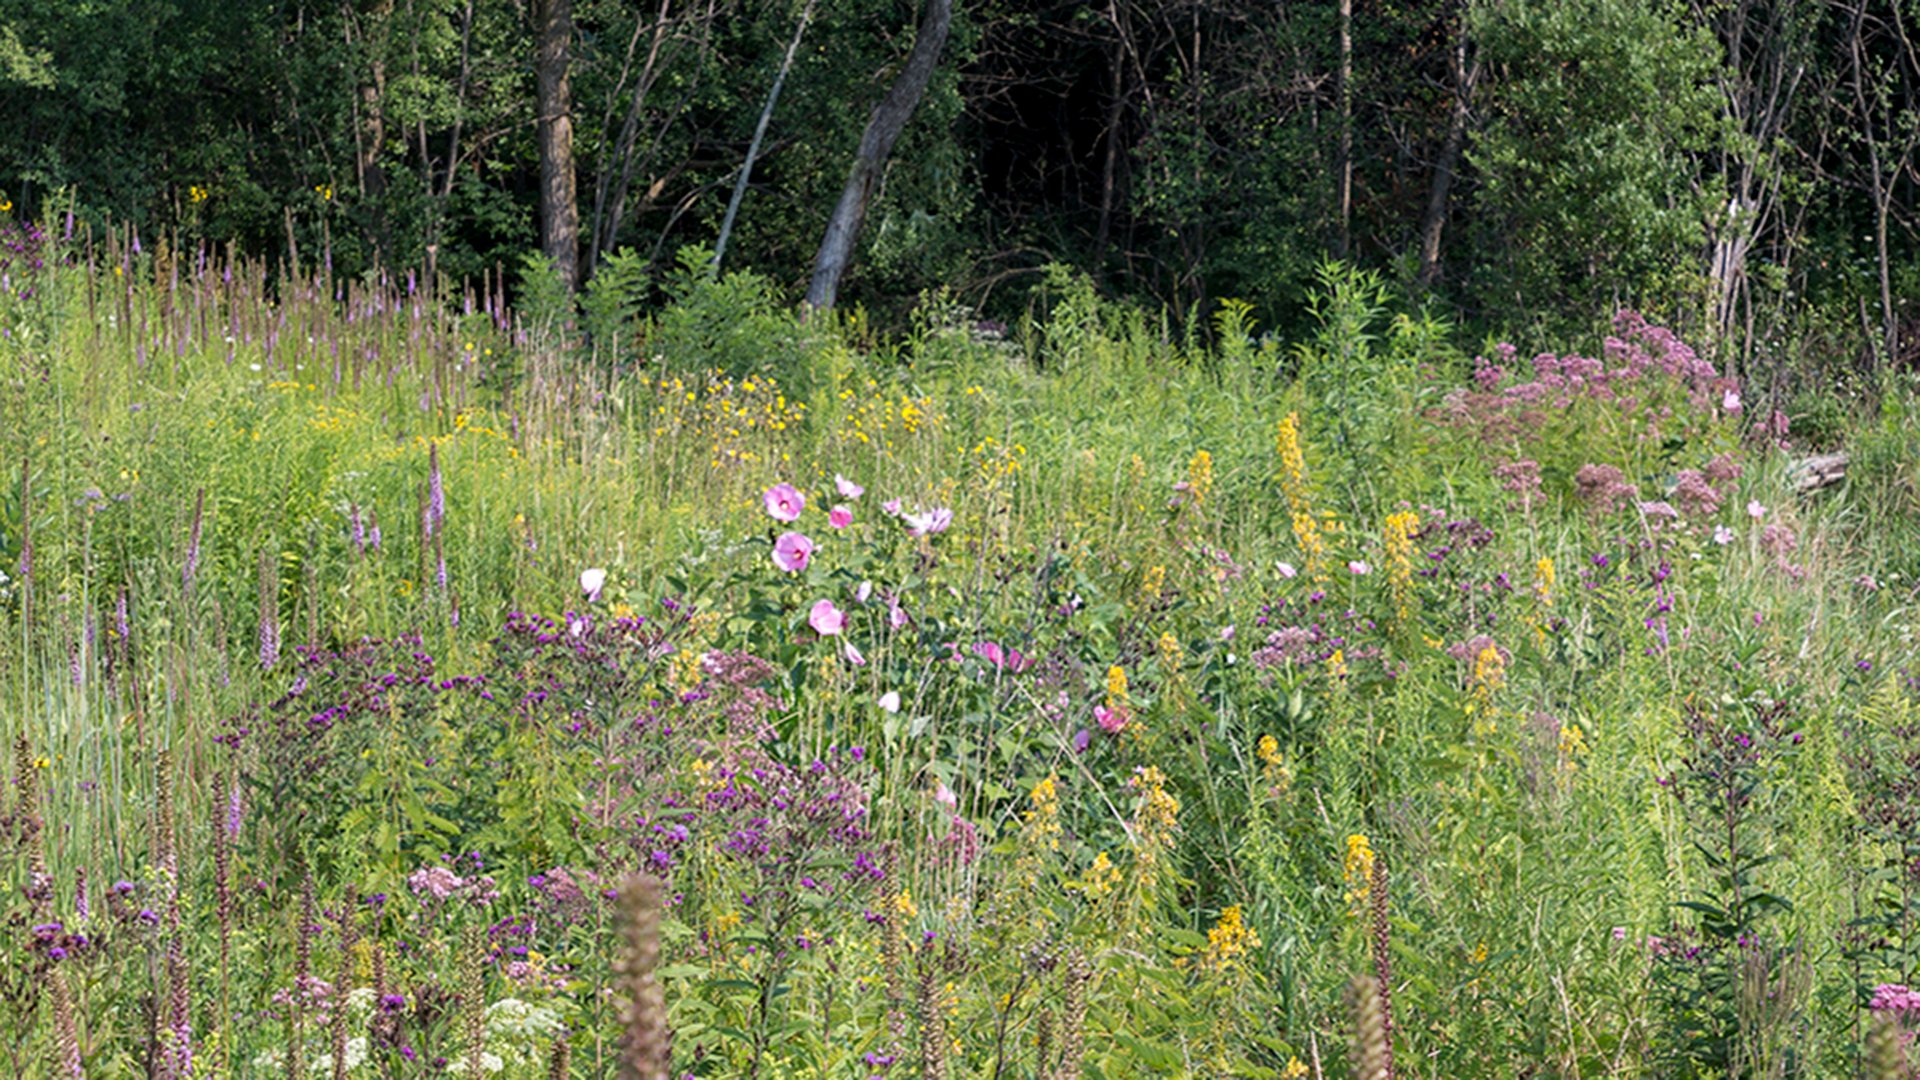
[8,223,1920,1078]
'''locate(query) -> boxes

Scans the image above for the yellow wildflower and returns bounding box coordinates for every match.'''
[1283,1057,1311,1079]
[1186,449,1214,506]
[1073,852,1121,900]
[1383,510,1421,625]
[1140,564,1165,602]
[1257,734,1282,767]
[1343,833,1375,914]
[1200,905,1261,972]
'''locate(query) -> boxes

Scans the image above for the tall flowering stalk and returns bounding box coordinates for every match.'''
[1276,413,1333,580]
[330,887,358,1080]
[16,457,32,627]
[290,874,315,1080]
[614,874,669,1080]
[1347,976,1391,1080]
[1343,834,1375,917]
[182,488,206,599]
[1054,949,1089,1080]
[1382,511,1420,627]
[1369,857,1394,1080]
[916,952,950,1080]
[258,544,281,669]
[460,922,487,1076]
[161,940,192,1078]
[52,967,83,1077]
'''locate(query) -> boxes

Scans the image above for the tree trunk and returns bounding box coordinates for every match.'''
[1092,4,1129,275]
[1416,19,1476,289]
[715,0,815,275]
[346,0,393,265]
[536,0,580,289]
[804,0,953,311]
[1335,0,1352,259]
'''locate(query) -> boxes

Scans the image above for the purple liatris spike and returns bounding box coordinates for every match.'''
[116,588,130,643]
[427,443,445,536]
[259,614,279,670]
[182,489,206,595]
[350,504,366,555]
[225,780,245,840]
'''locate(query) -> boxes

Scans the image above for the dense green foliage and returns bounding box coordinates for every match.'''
[0,0,1914,363]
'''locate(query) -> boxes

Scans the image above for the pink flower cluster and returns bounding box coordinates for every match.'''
[407,863,500,906]
[1873,983,1920,1015]
[1443,312,1742,470]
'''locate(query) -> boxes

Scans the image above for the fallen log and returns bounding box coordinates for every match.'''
[1786,451,1848,494]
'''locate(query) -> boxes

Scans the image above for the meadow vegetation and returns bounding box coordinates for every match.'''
[7,221,1920,1076]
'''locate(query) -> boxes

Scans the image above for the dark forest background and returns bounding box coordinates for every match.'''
[0,0,1914,371]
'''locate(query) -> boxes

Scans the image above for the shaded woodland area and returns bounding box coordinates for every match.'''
[0,0,1915,364]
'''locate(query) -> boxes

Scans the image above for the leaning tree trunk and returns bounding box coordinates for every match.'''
[536,0,580,289]
[804,0,953,311]
[1416,14,1477,289]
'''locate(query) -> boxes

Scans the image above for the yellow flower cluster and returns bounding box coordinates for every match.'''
[1023,774,1062,851]
[1156,631,1183,675]
[834,378,940,450]
[1326,648,1348,681]
[1256,734,1293,793]
[1276,413,1330,578]
[1528,556,1557,646]
[1186,449,1214,507]
[1383,510,1421,625]
[1129,766,1180,857]
[188,185,209,204]
[1283,1057,1311,1079]
[1105,665,1129,710]
[673,613,721,692]
[1344,833,1376,914]
[1257,734,1282,767]
[1139,564,1165,603]
[1200,905,1262,972]
[1072,851,1120,901]
[969,436,1026,486]
[1558,721,1589,775]
[1468,642,1507,734]
[651,370,807,468]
